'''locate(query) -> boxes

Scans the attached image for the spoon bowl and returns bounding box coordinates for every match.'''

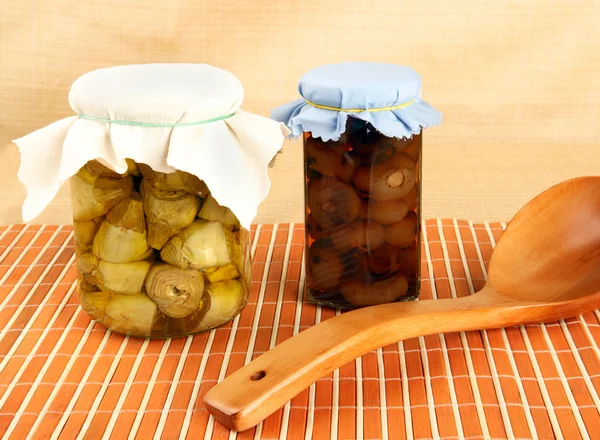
[204,176,600,432]
[488,176,600,302]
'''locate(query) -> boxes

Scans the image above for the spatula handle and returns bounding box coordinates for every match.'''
[204,293,513,431]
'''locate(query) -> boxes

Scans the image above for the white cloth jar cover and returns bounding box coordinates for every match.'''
[14,63,288,229]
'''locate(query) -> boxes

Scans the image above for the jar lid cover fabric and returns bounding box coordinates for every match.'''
[271,62,442,141]
[14,64,288,228]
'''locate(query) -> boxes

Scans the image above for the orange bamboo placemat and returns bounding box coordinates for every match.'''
[0,221,597,439]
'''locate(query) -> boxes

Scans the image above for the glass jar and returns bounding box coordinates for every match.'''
[304,118,421,308]
[71,160,252,337]
[15,64,286,338]
[272,62,440,309]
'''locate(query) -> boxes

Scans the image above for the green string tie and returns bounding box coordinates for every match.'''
[78,112,235,127]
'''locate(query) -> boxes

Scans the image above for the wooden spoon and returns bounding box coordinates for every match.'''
[204,176,600,432]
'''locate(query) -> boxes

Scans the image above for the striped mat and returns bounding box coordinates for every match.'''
[0,221,598,440]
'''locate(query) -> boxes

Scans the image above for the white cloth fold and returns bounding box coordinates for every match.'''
[14,64,288,229]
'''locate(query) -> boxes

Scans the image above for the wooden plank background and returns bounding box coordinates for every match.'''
[1,0,600,225]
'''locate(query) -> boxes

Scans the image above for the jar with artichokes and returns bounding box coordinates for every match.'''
[14,64,287,337]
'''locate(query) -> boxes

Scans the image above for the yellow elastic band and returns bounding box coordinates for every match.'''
[305,99,415,113]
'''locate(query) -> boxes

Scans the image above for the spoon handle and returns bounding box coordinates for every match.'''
[204,292,522,431]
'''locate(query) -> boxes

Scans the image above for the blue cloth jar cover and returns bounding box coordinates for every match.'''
[271,62,442,141]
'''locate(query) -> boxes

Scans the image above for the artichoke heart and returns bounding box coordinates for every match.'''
[164,304,210,336]
[142,185,187,201]
[78,277,100,294]
[85,159,139,178]
[92,193,152,263]
[77,253,100,285]
[145,263,205,318]
[138,163,208,196]
[74,216,104,253]
[141,179,201,249]
[198,195,240,228]
[160,220,233,271]
[126,159,140,176]
[104,293,159,337]
[84,160,125,178]
[97,260,153,295]
[79,289,111,321]
[232,228,251,284]
[70,168,134,221]
[204,264,240,283]
[192,279,244,332]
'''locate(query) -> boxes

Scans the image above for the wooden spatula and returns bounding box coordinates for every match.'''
[204,176,600,432]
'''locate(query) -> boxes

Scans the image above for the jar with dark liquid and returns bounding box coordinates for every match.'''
[304,118,421,308]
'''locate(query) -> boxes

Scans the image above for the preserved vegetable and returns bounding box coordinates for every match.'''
[72,160,251,338]
[304,118,422,308]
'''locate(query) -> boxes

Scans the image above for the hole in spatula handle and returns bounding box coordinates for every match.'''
[251,370,266,381]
